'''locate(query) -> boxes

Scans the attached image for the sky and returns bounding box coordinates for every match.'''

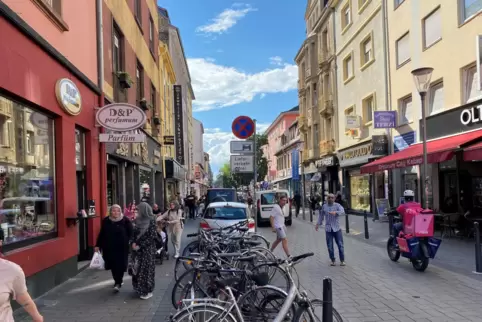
[157,1,306,174]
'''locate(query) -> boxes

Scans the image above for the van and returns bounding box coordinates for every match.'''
[255,189,292,227]
[206,188,237,206]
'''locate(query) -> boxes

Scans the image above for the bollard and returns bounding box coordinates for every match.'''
[364,211,369,239]
[474,222,482,274]
[388,212,393,236]
[322,277,333,322]
[345,212,350,234]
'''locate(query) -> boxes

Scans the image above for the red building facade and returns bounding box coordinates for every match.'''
[0,3,105,298]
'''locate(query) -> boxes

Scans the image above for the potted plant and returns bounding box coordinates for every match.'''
[140,98,149,110]
[117,71,133,89]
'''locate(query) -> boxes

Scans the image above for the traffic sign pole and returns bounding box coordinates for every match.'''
[253,119,257,232]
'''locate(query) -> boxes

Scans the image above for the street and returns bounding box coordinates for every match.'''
[14,217,482,322]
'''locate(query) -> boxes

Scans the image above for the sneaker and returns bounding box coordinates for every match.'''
[113,285,120,292]
[340,261,346,266]
[174,253,180,259]
[330,261,336,266]
[140,293,153,300]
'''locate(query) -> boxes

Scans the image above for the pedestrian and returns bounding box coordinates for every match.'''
[157,201,184,258]
[0,257,43,321]
[293,191,301,217]
[185,192,196,219]
[131,201,157,300]
[152,203,161,215]
[269,195,291,258]
[315,193,346,266]
[95,204,133,292]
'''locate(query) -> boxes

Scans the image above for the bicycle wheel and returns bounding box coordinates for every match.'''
[252,263,290,292]
[171,303,237,322]
[181,240,200,258]
[248,233,270,248]
[237,285,295,321]
[292,298,343,322]
[174,257,195,282]
[171,268,212,308]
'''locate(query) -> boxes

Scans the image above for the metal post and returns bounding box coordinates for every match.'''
[253,119,257,233]
[322,278,333,322]
[420,92,428,209]
[364,211,369,239]
[345,212,350,234]
[474,222,482,274]
[301,151,306,221]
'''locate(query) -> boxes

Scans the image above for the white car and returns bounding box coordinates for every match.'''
[200,202,255,232]
[255,190,292,227]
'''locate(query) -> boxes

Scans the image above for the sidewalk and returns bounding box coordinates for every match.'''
[294,207,482,278]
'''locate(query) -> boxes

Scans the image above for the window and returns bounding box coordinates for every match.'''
[423,8,441,49]
[459,0,482,22]
[149,15,155,53]
[463,65,482,103]
[394,0,405,8]
[134,0,142,23]
[113,25,123,73]
[32,0,68,31]
[341,2,352,31]
[0,94,56,250]
[360,34,373,67]
[136,60,144,104]
[343,53,354,83]
[398,95,413,125]
[396,32,410,67]
[362,94,375,124]
[428,80,444,116]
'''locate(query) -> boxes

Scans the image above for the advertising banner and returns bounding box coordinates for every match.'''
[173,85,185,165]
[374,111,397,129]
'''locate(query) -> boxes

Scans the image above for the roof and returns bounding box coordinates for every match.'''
[207,202,247,209]
[264,106,300,135]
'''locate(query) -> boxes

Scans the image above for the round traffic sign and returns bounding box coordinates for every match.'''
[232,116,255,139]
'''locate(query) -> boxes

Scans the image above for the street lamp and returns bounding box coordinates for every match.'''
[411,67,434,208]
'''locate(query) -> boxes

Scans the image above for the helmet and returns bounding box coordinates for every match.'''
[403,190,415,197]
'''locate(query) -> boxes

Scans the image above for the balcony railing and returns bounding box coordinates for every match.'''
[319,139,335,155]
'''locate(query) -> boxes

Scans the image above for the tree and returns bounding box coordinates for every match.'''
[207,163,214,186]
[216,163,251,189]
[246,133,268,182]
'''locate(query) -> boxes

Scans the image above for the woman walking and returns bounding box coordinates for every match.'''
[157,201,184,258]
[95,204,133,292]
[131,201,157,300]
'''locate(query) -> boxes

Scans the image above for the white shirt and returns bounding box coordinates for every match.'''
[0,259,27,322]
[270,204,285,229]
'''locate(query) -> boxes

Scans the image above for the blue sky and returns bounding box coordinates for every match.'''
[157,1,306,173]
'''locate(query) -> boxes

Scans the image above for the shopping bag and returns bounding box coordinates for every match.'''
[89,251,105,270]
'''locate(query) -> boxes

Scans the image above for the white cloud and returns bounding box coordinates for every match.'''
[204,123,270,174]
[188,58,298,112]
[269,56,283,66]
[196,4,256,35]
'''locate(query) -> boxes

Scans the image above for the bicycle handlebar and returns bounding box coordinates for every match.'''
[186,233,198,238]
[290,252,314,263]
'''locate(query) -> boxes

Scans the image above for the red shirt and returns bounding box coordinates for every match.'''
[396,201,423,217]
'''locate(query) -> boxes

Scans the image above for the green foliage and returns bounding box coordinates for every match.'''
[246,133,268,182]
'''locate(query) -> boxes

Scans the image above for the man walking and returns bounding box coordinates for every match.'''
[315,193,345,266]
[293,191,301,217]
[270,195,291,258]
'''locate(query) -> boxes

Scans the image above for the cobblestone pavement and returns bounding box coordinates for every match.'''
[15,216,482,322]
[259,217,482,322]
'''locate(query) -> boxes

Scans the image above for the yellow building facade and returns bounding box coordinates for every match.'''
[159,42,176,159]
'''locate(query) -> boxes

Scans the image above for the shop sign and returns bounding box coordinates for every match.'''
[394,131,416,153]
[173,85,185,165]
[345,115,361,129]
[55,78,82,116]
[99,133,145,143]
[163,135,175,145]
[374,111,397,129]
[0,165,24,174]
[315,156,335,168]
[370,156,423,172]
[96,103,147,132]
[460,105,482,126]
[338,141,374,167]
[371,135,388,156]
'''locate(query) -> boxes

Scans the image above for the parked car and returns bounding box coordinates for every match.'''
[255,189,292,227]
[200,201,255,232]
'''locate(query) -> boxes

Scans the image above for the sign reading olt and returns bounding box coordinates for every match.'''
[230,140,254,154]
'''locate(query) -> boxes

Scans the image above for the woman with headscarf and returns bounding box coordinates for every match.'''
[95,204,133,292]
[131,201,157,300]
[157,200,184,258]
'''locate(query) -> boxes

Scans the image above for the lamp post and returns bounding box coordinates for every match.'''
[411,67,434,208]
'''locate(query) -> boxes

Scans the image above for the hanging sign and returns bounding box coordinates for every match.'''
[96,103,147,131]
[55,78,82,115]
[99,132,145,143]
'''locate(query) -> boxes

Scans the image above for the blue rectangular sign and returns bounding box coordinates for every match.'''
[291,149,300,180]
[393,131,416,153]
[374,111,397,129]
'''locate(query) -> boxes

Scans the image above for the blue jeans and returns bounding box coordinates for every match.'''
[326,230,344,262]
[393,222,403,239]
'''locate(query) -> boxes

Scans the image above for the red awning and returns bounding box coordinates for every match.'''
[464,141,482,161]
[361,129,482,174]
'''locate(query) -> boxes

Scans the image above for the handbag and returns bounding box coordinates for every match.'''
[89,252,105,270]
[127,252,140,276]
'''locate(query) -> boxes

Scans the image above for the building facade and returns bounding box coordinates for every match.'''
[360,0,482,213]
[1,0,103,298]
[296,0,340,201]
[333,0,390,213]
[158,7,195,198]
[192,118,207,197]
[101,0,164,211]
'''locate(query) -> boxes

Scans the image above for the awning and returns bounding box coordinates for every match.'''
[464,141,482,161]
[361,129,482,174]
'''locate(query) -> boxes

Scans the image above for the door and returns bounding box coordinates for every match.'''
[75,129,89,261]
[107,164,119,206]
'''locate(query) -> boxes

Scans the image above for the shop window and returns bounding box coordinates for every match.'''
[349,172,370,211]
[341,1,352,32]
[422,7,442,50]
[136,60,144,107]
[362,93,375,125]
[458,0,482,23]
[360,33,374,69]
[428,80,444,116]
[398,95,412,125]
[396,32,410,67]
[0,95,56,250]
[343,53,354,84]
[463,64,482,103]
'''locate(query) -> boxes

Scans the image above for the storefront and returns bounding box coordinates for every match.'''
[361,99,482,212]
[105,134,163,210]
[314,155,340,200]
[338,136,388,214]
[0,8,104,298]
[165,158,186,204]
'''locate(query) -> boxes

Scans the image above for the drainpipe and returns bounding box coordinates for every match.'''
[96,0,107,220]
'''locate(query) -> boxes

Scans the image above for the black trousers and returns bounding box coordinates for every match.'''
[111,266,125,285]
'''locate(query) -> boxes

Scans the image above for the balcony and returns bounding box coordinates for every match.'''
[319,98,334,118]
[298,116,308,133]
[319,140,335,155]
[318,50,332,69]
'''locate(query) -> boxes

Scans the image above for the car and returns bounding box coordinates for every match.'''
[200,201,255,232]
[255,189,292,227]
[206,188,237,206]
